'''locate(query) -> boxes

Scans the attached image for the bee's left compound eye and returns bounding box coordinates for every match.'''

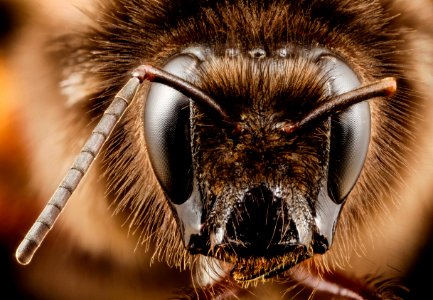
[320,55,371,204]
[143,52,201,205]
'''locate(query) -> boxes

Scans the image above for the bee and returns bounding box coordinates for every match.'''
[8,0,433,299]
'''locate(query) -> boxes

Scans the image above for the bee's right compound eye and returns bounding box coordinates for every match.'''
[143,52,201,205]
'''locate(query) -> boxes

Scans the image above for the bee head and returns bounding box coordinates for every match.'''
[143,46,392,281]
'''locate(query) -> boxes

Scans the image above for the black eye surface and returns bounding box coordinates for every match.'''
[320,55,371,204]
[143,52,201,204]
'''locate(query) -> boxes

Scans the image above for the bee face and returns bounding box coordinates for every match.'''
[191,54,331,258]
[143,45,374,281]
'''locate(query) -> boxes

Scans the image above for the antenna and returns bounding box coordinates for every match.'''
[15,69,143,265]
[282,77,397,135]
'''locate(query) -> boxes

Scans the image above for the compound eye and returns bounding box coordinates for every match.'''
[143,52,201,204]
[320,55,371,204]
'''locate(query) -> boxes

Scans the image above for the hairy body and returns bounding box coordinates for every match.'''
[2,0,433,299]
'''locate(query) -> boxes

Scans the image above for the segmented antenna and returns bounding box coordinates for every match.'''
[15,69,143,265]
[15,65,228,265]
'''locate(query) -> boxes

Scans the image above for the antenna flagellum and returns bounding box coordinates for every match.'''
[15,74,142,265]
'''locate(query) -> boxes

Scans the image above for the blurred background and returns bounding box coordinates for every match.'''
[0,0,38,298]
[1,0,433,299]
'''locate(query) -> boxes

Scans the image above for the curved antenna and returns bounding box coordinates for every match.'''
[134,65,230,122]
[282,77,397,135]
